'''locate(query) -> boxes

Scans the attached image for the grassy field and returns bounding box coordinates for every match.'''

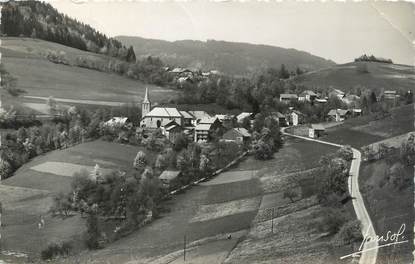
[293,62,415,94]
[0,140,147,261]
[0,37,178,107]
[322,104,414,148]
[359,155,414,264]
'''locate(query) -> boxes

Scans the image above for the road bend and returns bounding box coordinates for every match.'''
[281,128,378,264]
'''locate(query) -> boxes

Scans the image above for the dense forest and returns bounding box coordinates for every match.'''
[0,1,136,62]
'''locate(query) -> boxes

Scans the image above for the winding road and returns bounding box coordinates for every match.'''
[281,128,378,264]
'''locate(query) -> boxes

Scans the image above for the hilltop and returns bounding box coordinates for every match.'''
[291,61,415,94]
[116,36,335,76]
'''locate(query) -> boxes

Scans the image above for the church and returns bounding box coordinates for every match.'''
[140,88,183,128]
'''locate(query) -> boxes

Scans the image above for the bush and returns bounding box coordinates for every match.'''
[333,220,362,246]
[41,241,72,260]
[318,208,348,235]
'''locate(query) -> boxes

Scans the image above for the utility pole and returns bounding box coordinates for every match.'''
[183,235,187,261]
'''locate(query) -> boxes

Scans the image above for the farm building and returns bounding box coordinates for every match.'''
[279,94,298,103]
[309,124,325,138]
[327,109,351,122]
[221,128,251,144]
[159,170,181,189]
[298,90,317,102]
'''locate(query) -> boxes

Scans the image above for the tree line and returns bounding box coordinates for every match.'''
[0,1,136,62]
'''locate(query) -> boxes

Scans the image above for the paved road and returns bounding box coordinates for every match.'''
[281,129,378,264]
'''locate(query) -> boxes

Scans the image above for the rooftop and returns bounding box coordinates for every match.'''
[145,107,182,118]
[159,170,181,181]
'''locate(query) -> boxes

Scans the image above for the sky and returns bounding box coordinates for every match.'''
[49,0,415,65]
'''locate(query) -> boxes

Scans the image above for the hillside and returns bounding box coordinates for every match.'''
[0,1,135,62]
[0,37,177,111]
[291,61,415,94]
[116,36,335,76]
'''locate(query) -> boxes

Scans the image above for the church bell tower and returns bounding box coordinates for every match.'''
[141,87,151,118]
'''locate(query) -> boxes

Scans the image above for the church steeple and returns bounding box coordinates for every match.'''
[141,87,151,117]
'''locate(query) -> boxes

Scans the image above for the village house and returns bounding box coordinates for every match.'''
[279,93,298,104]
[221,128,251,145]
[159,170,181,189]
[327,109,351,122]
[309,124,325,138]
[272,112,288,127]
[341,94,360,106]
[194,117,223,142]
[236,112,253,123]
[215,114,234,129]
[298,90,317,102]
[161,121,183,143]
[188,111,211,126]
[329,89,345,100]
[383,90,398,100]
[179,111,195,127]
[352,108,362,117]
[289,110,304,126]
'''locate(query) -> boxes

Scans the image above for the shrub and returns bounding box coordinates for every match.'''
[41,241,73,260]
[318,208,348,235]
[333,220,362,246]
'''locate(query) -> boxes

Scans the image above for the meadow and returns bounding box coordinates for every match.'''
[0,140,148,260]
[0,37,178,107]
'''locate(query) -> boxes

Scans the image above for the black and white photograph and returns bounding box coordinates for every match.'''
[0,0,414,263]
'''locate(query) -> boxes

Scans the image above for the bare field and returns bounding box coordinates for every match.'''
[190,197,261,223]
[30,161,113,177]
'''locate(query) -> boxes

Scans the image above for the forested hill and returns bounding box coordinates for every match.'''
[116,36,336,76]
[0,1,136,62]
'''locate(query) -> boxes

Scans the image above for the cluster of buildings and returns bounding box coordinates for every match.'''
[137,88,252,144]
[166,67,221,88]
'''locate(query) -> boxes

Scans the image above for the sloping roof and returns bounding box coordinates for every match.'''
[199,117,218,124]
[145,107,182,118]
[328,109,349,116]
[195,123,212,131]
[188,111,211,120]
[300,90,317,96]
[234,128,251,137]
[180,111,194,119]
[164,121,182,131]
[159,170,181,181]
[280,94,298,99]
[327,109,338,116]
[311,124,325,130]
[236,112,253,122]
[291,110,303,116]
